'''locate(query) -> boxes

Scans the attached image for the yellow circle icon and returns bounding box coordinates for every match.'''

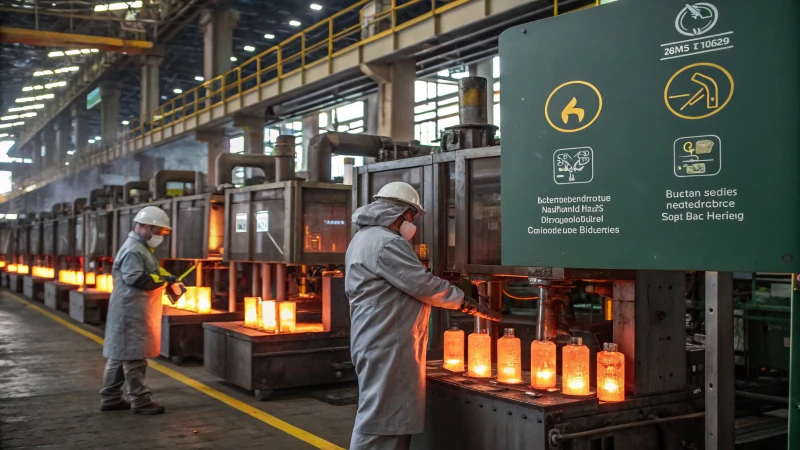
[545,81,603,133]
[664,62,734,120]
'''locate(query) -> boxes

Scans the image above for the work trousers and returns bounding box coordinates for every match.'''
[99,359,152,409]
[349,432,412,450]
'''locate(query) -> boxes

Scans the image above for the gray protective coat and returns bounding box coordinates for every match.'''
[346,201,465,435]
[103,231,164,360]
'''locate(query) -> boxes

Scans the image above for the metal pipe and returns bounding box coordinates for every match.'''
[299,264,308,295]
[458,77,488,125]
[228,262,236,312]
[122,180,150,205]
[261,263,272,300]
[735,390,788,405]
[149,170,203,199]
[251,263,260,297]
[275,135,296,182]
[552,412,705,443]
[474,282,487,333]
[195,261,203,287]
[276,263,286,301]
[307,132,385,183]
[536,286,548,341]
[214,153,276,187]
[487,281,503,363]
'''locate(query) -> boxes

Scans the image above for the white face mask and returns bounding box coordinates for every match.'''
[146,234,164,248]
[399,220,416,241]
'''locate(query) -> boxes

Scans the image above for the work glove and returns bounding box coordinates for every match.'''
[163,275,178,284]
[461,297,502,322]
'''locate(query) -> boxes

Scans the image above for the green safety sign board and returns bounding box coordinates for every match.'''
[499,0,800,272]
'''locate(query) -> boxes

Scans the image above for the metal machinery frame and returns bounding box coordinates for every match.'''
[203,139,357,401]
[43,200,84,312]
[69,186,120,325]
[350,77,707,448]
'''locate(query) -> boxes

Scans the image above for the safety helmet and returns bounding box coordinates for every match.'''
[133,206,172,231]
[373,181,426,216]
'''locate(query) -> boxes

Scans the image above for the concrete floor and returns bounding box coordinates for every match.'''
[0,292,357,449]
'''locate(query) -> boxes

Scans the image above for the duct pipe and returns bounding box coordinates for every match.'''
[274,135,296,182]
[150,170,204,200]
[123,181,150,205]
[214,153,276,187]
[458,77,488,125]
[307,132,430,182]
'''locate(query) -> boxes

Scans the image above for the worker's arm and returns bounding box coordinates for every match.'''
[376,237,464,310]
[117,252,165,291]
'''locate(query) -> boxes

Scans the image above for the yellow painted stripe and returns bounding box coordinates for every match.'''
[3,292,344,450]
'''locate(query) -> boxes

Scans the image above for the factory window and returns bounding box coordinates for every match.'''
[414,56,501,145]
[0,140,17,194]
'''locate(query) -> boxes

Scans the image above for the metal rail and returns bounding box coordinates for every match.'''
[550,412,706,443]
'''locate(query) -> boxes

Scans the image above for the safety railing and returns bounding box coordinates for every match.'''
[122,0,473,142]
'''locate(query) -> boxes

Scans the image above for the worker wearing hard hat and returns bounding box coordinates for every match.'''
[99,206,182,415]
[346,181,502,450]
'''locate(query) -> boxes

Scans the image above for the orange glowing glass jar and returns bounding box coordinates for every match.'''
[261,300,278,333]
[597,342,625,402]
[196,287,212,313]
[467,329,491,378]
[279,301,296,333]
[497,328,522,384]
[530,340,557,389]
[562,337,590,396]
[86,272,95,285]
[244,297,261,328]
[443,327,465,372]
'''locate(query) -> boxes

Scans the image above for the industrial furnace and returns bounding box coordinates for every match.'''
[204,137,359,400]
[44,200,86,312]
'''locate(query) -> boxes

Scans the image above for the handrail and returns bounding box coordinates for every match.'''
[121,0,477,143]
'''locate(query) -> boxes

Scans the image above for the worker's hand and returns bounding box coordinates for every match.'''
[163,275,178,284]
[460,297,502,322]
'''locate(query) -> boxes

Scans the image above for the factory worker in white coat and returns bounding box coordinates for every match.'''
[346,182,502,450]
[99,206,181,415]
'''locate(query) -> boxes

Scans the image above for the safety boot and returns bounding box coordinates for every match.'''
[131,402,165,415]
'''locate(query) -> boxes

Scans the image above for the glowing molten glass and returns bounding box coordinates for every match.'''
[86,272,95,285]
[162,291,171,305]
[18,265,29,275]
[7,264,17,273]
[497,328,522,383]
[597,342,625,402]
[244,297,260,328]
[443,327,465,372]
[279,301,296,333]
[0,261,5,268]
[530,340,557,389]
[562,337,590,396]
[181,287,197,312]
[261,300,278,332]
[467,330,491,378]
[196,287,212,314]
[95,274,114,293]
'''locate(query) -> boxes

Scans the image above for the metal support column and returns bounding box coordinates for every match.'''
[228,262,236,312]
[789,273,800,448]
[276,263,286,301]
[261,263,271,300]
[705,271,734,450]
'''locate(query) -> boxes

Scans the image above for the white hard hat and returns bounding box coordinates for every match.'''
[133,206,172,230]
[374,181,426,216]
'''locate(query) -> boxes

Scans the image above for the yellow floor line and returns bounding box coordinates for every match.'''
[3,292,344,450]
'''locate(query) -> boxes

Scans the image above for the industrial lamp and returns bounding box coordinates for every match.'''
[497,328,522,384]
[597,342,625,402]
[443,327,465,372]
[530,339,557,389]
[562,337,590,396]
[467,329,491,378]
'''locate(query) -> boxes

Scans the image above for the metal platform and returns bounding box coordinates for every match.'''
[203,321,355,401]
[413,362,704,450]
[23,276,47,302]
[160,306,243,363]
[68,289,110,325]
[44,281,78,312]
[7,273,23,294]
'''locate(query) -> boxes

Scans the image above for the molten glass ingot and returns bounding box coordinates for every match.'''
[196,287,212,314]
[7,264,16,273]
[279,301,296,333]
[443,327,465,372]
[183,287,197,312]
[597,342,625,402]
[244,297,261,328]
[18,265,28,274]
[162,291,171,306]
[530,339,557,389]
[76,271,83,285]
[562,337,590,396]
[467,330,491,378]
[96,274,107,292]
[497,329,522,383]
[86,272,95,285]
[261,300,278,333]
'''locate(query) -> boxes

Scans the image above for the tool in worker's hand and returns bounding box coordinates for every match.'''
[166,282,187,305]
[177,264,197,282]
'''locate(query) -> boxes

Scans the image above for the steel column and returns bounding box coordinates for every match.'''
[276,263,286,301]
[228,262,236,312]
[261,263,271,300]
[704,271,734,450]
[789,273,800,448]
